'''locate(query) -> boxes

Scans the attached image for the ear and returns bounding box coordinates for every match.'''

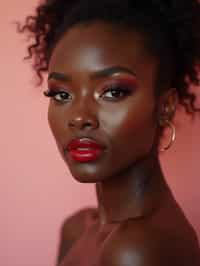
[158,88,178,124]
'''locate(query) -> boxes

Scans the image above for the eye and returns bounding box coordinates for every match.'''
[101,84,133,101]
[43,89,72,103]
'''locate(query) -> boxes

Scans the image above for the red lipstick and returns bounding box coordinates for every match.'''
[66,138,105,163]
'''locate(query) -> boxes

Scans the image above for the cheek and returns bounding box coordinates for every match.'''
[104,99,157,157]
[47,103,62,140]
[123,110,156,148]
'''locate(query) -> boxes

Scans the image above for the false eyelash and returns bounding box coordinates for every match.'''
[43,89,57,97]
[102,85,132,96]
[105,86,132,93]
[43,84,133,102]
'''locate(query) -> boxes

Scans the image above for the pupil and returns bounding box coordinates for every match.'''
[112,89,121,97]
[61,92,67,98]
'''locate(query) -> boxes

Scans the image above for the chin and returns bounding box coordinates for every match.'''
[72,176,99,183]
[65,160,98,181]
[69,169,103,183]
[62,152,110,183]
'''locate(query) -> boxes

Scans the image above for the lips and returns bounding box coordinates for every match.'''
[67,137,104,151]
[66,138,105,162]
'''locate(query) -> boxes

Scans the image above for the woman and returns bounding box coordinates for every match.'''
[19,0,200,265]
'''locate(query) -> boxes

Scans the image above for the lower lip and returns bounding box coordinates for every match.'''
[68,148,104,163]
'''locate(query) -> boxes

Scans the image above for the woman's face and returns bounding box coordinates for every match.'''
[47,21,160,183]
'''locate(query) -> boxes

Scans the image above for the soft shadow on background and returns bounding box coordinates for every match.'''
[0,2,200,266]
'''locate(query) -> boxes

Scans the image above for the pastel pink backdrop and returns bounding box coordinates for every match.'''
[0,1,199,266]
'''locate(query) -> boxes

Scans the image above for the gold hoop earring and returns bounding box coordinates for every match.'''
[159,120,176,152]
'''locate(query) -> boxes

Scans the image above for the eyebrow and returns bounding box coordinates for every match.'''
[48,66,136,82]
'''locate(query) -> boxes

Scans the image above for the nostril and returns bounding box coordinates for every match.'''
[68,117,99,130]
[84,122,93,128]
[68,121,76,128]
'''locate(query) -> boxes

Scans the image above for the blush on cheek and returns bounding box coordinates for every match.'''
[120,109,157,156]
[47,105,61,139]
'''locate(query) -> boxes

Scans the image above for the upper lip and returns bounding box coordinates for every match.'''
[66,137,106,151]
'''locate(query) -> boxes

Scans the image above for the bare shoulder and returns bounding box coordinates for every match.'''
[100,218,200,266]
[57,207,98,264]
[60,207,98,237]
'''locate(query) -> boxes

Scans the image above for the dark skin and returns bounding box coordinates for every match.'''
[46,21,200,265]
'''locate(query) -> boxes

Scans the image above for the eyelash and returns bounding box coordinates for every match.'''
[43,89,71,102]
[43,84,133,103]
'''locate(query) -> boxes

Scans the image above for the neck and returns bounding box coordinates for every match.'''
[95,152,170,225]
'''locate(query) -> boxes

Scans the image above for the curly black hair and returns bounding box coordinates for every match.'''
[18,0,200,118]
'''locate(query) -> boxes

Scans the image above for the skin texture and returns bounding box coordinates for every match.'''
[46,22,200,265]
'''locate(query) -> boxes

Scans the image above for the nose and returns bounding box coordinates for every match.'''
[68,102,99,131]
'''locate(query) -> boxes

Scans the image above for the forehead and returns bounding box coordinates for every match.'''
[49,22,158,82]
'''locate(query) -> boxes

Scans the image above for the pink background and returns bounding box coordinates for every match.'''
[0,2,200,266]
